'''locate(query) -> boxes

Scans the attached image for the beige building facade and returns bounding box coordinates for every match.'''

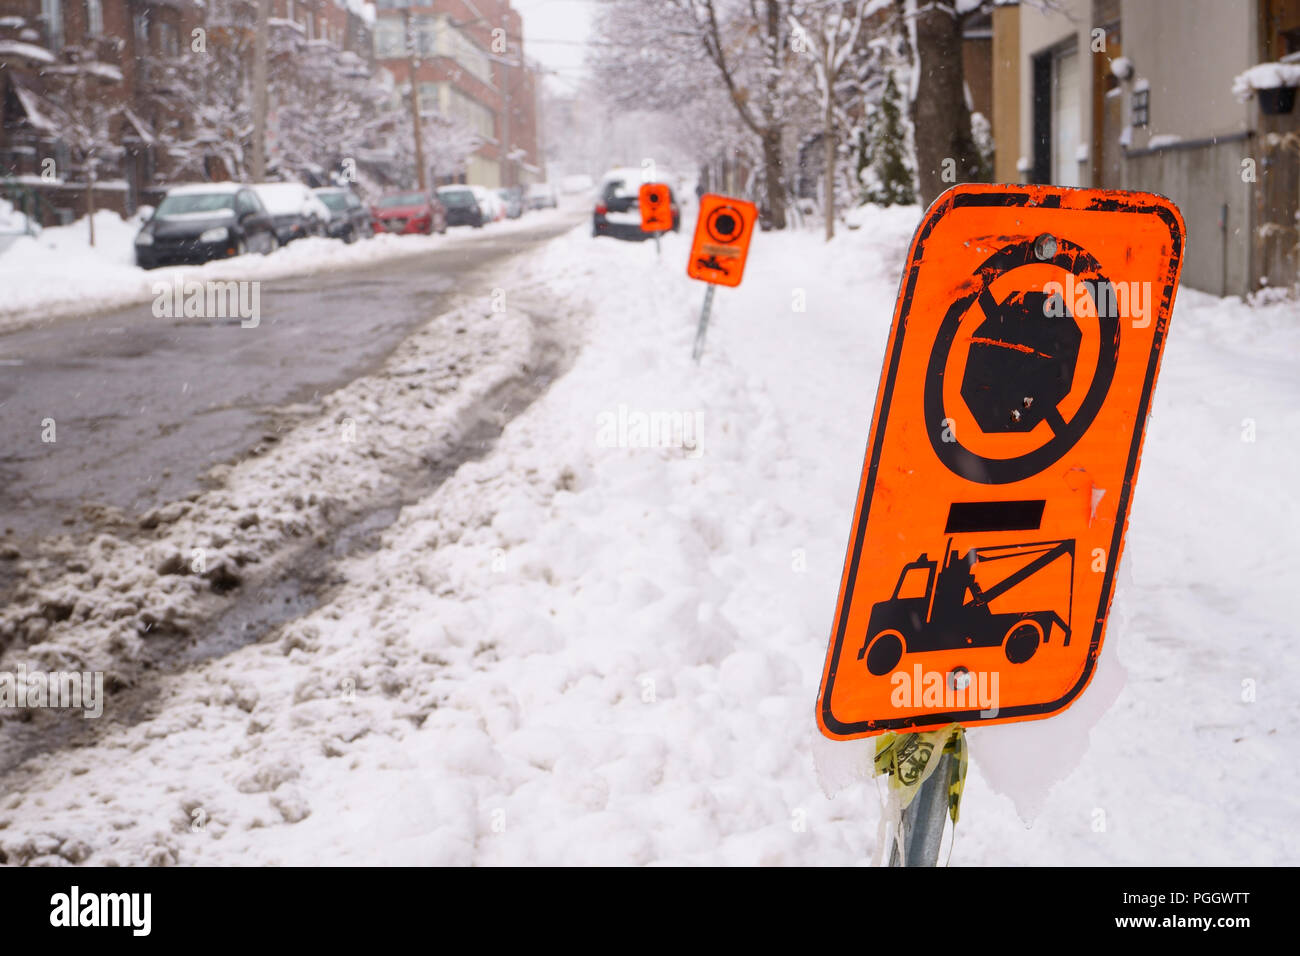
[991,0,1300,295]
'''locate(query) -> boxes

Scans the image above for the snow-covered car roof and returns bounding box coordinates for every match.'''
[599,167,646,185]
[251,182,312,214]
[165,182,246,196]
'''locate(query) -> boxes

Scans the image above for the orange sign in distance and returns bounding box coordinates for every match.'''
[686,194,757,288]
[818,183,1184,740]
[639,183,673,233]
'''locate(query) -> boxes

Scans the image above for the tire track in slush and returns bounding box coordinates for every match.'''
[0,279,579,781]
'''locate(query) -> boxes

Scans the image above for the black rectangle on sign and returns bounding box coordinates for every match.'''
[944,500,1046,533]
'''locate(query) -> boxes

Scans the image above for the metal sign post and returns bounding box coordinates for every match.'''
[691,284,716,362]
[887,753,952,867]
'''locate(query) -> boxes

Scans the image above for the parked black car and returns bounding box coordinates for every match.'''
[134,184,278,269]
[436,186,485,228]
[252,182,330,245]
[314,187,373,243]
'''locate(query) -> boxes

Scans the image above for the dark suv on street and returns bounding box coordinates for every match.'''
[592,169,680,241]
[314,187,374,243]
[437,186,486,228]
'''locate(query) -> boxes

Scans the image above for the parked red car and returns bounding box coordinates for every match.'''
[370,191,448,235]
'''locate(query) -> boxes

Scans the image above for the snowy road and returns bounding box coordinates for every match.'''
[0,214,580,546]
[0,212,586,779]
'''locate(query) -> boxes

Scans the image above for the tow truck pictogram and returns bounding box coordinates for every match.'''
[857,538,1075,676]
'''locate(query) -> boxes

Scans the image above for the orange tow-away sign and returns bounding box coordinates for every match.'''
[818,183,1184,739]
[686,193,757,287]
[639,182,673,232]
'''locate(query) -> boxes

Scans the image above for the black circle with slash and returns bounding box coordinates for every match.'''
[923,236,1121,484]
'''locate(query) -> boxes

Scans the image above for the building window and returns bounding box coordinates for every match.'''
[373,18,404,59]
[159,21,178,57]
[438,21,492,85]
[418,82,440,113]
[446,87,495,139]
[133,10,150,55]
[1131,87,1149,127]
[85,0,103,37]
[1263,0,1300,59]
[1031,41,1081,187]
[1051,47,1081,185]
[417,83,494,139]
[41,0,63,51]
[414,16,437,57]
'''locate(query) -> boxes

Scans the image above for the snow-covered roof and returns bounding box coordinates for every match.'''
[43,59,124,82]
[12,82,56,132]
[0,39,55,64]
[83,61,124,82]
[269,17,307,35]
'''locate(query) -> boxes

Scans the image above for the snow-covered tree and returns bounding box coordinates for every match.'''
[419,111,483,184]
[142,23,260,182]
[380,88,484,187]
[269,39,395,185]
[861,70,915,205]
[590,0,810,229]
[42,47,125,246]
[587,0,753,180]
[787,0,871,240]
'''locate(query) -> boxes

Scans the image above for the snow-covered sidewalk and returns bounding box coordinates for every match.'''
[2,209,1297,865]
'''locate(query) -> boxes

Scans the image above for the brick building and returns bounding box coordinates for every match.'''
[371,0,542,188]
[1,0,374,224]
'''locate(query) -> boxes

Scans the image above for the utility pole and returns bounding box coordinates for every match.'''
[501,51,511,188]
[533,65,546,184]
[251,0,270,181]
[403,6,428,192]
